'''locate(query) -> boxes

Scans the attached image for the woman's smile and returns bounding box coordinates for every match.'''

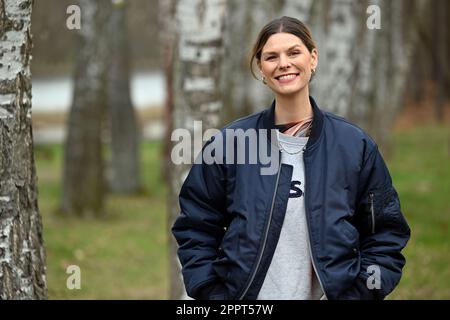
[275,72,300,84]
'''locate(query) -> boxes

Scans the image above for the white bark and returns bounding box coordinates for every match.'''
[168,0,227,299]
[287,0,422,149]
[221,0,279,121]
[312,0,358,116]
[0,0,47,299]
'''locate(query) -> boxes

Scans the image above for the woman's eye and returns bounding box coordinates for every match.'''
[289,51,300,56]
[266,56,276,61]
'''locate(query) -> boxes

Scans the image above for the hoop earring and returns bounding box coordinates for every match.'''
[262,76,267,85]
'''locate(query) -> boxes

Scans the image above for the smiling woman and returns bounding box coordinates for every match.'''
[172,16,411,301]
[248,17,318,128]
[260,34,316,90]
[257,32,317,125]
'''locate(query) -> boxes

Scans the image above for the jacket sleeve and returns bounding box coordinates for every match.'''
[340,145,411,300]
[171,138,229,300]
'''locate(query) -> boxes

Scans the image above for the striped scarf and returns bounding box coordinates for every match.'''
[275,116,313,137]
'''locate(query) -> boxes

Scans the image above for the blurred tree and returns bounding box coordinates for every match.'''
[107,0,140,194]
[31,0,161,75]
[402,0,427,104]
[217,0,434,153]
[30,0,76,75]
[281,0,426,152]
[159,0,175,180]
[0,0,47,298]
[221,0,279,123]
[430,0,449,121]
[62,0,112,216]
[165,0,227,299]
[403,0,449,119]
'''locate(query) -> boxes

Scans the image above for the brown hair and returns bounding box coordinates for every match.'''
[249,16,317,79]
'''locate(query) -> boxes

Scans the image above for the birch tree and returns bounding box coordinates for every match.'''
[159,0,175,179]
[221,0,426,150]
[403,0,449,121]
[221,0,280,122]
[62,0,112,216]
[166,0,227,299]
[0,0,47,299]
[429,0,448,121]
[107,0,140,194]
[282,0,425,150]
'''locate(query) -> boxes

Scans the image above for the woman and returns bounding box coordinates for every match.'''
[172,16,410,300]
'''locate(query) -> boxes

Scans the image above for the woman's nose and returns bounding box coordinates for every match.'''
[278,54,291,69]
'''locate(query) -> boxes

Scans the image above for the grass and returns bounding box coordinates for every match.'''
[387,124,450,299]
[35,124,450,299]
[35,141,169,299]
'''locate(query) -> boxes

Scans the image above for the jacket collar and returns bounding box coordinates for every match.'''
[261,96,324,149]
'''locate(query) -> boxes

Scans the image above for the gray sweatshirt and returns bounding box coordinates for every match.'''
[257,131,324,300]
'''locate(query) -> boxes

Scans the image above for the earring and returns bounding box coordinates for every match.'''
[262,76,267,85]
[311,69,316,76]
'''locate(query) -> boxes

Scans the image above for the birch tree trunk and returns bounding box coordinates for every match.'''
[167,0,227,299]
[221,0,280,122]
[284,0,425,151]
[431,0,449,122]
[62,0,112,216]
[107,0,140,194]
[0,0,47,299]
[159,0,175,181]
[403,0,449,120]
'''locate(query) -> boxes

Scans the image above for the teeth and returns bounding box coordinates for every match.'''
[278,74,297,80]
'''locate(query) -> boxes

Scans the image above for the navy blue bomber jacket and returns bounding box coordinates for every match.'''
[172,96,410,300]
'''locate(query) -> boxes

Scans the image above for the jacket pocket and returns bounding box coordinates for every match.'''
[354,187,388,236]
[367,185,404,232]
[367,189,384,234]
[213,216,241,282]
[220,215,241,253]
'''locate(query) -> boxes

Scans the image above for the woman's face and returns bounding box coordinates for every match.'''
[259,32,318,97]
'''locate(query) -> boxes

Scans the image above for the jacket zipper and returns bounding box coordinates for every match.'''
[303,147,328,299]
[369,192,375,234]
[237,152,282,300]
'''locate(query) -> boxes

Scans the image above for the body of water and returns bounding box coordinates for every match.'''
[32,71,165,112]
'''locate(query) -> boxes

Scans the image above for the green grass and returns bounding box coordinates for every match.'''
[35,125,450,299]
[35,141,168,299]
[386,125,450,299]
